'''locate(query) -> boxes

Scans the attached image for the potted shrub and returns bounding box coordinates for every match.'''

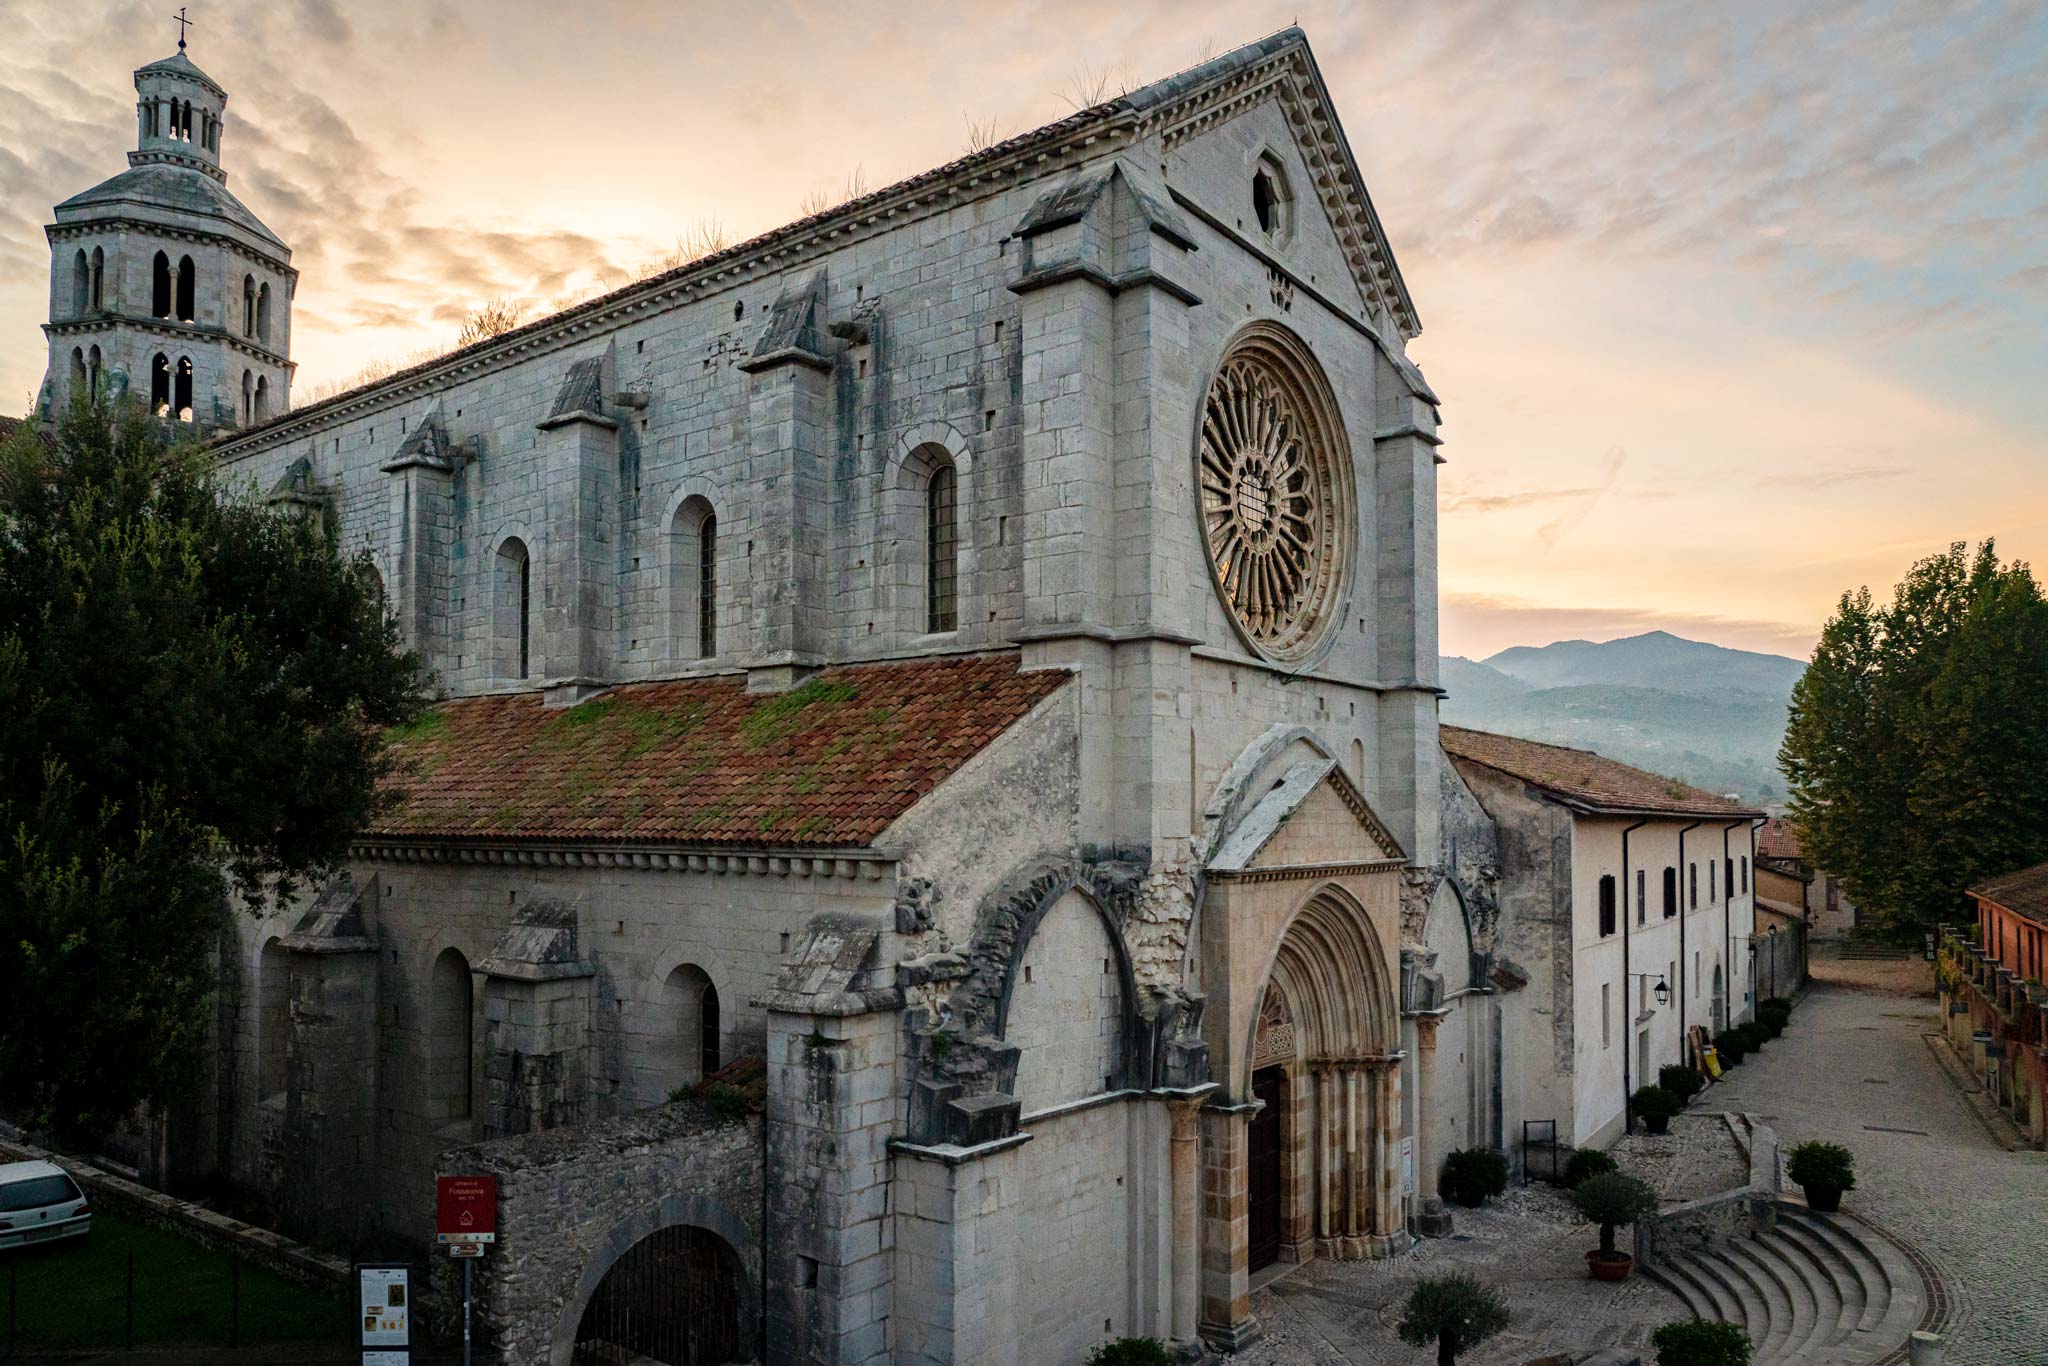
[1440,1147,1510,1208]
[1758,999,1792,1035]
[1652,1317,1752,1365]
[1786,1141,1856,1213]
[1631,1084,1681,1135]
[1736,1021,1770,1053]
[1659,1064,1706,1105]
[1713,1028,1748,1066]
[1397,1271,1510,1366]
[1087,1340,1173,1366]
[1564,1147,1617,1189]
[1573,1171,1658,1281]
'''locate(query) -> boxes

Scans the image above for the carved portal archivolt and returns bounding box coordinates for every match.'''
[1241,890,1405,1268]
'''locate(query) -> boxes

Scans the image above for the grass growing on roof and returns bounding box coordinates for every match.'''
[382,709,451,745]
[742,679,860,748]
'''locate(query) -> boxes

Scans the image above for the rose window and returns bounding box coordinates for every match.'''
[1197,334,1349,662]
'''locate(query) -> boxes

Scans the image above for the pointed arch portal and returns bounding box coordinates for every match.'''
[1241,887,1402,1271]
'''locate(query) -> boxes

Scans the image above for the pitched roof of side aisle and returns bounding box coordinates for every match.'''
[1441,725,1764,821]
[213,25,1416,453]
[1969,860,2048,926]
[366,652,1068,850]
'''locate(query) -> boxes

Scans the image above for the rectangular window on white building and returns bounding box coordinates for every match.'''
[1602,983,1612,1048]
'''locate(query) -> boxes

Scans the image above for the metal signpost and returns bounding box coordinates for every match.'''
[437,1176,498,1366]
[355,1262,411,1366]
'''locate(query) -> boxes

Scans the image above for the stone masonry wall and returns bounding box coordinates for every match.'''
[435,1098,763,1365]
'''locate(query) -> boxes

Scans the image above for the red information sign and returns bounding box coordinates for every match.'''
[436,1175,497,1244]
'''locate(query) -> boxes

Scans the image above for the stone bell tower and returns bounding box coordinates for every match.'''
[39,26,296,430]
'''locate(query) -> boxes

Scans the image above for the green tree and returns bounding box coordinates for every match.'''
[1781,542,2048,934]
[0,398,422,1142]
[1398,1272,1510,1366]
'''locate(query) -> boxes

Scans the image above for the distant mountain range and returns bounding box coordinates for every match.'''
[1438,631,1804,804]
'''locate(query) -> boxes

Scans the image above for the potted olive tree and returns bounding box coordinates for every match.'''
[1631,1084,1681,1135]
[1786,1141,1857,1213]
[1573,1170,1659,1281]
[1398,1272,1510,1366]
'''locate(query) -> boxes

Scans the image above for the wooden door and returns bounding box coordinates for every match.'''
[1247,1066,1287,1271]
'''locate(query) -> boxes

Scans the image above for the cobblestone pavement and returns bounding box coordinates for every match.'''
[1708,980,2048,1365]
[1233,1114,1754,1366]
[1234,1179,1687,1365]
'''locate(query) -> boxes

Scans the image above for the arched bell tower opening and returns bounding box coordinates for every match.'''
[38,38,296,430]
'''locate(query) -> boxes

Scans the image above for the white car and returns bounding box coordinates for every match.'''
[0,1159,90,1250]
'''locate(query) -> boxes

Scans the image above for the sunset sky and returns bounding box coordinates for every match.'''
[3,0,2043,661]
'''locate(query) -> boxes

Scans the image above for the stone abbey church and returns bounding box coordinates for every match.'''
[33,26,1764,1366]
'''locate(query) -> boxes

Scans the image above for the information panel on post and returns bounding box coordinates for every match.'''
[436,1174,498,1244]
[357,1262,411,1364]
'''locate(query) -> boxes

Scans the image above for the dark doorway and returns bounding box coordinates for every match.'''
[573,1223,744,1365]
[1247,1065,1287,1271]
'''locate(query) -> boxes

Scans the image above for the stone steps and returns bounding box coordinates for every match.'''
[1640,1203,1925,1365]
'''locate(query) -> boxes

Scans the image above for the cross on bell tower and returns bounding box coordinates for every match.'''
[172,6,195,51]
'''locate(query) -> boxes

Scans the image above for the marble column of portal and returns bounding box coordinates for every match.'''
[1412,1014,1454,1236]
[1342,1063,1366,1258]
[1168,1095,1203,1348]
[1311,1062,1337,1257]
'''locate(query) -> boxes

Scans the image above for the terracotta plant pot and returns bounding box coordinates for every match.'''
[1586,1249,1634,1281]
[1803,1184,1843,1213]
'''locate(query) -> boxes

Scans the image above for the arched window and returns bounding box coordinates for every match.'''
[150,353,171,415]
[71,250,89,316]
[429,948,473,1123]
[173,356,194,422]
[926,461,958,633]
[69,348,85,398]
[253,375,269,422]
[241,370,254,425]
[257,282,271,343]
[87,346,101,398]
[258,938,289,1100]
[667,497,717,660]
[152,251,172,318]
[494,538,532,680]
[661,964,721,1091]
[90,247,104,309]
[175,255,195,323]
[243,275,255,335]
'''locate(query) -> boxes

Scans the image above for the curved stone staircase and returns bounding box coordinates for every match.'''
[1642,1203,1927,1365]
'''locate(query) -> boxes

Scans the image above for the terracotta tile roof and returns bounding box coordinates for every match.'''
[367,652,1068,849]
[1970,861,2048,926]
[1758,815,1803,860]
[1440,725,1763,820]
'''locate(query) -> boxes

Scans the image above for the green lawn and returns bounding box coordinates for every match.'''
[2,1204,355,1347]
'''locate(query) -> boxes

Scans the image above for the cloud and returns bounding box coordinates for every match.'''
[1535,448,1628,549]
[1756,465,1909,490]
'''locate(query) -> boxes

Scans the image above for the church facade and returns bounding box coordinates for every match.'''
[17,28,1764,1366]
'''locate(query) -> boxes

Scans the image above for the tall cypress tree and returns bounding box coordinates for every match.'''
[1781,542,2048,934]
[0,399,423,1141]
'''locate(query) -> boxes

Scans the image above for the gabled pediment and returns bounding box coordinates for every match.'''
[1207,757,1405,874]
